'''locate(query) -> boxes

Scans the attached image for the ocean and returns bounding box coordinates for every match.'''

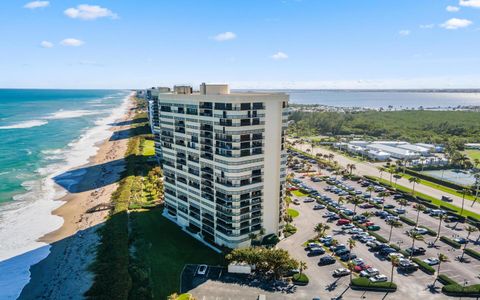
[278,90,480,108]
[0,89,130,299]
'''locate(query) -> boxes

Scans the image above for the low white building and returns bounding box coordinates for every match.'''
[411,157,448,167]
[366,144,420,160]
[366,150,391,161]
[415,143,444,153]
[396,144,431,156]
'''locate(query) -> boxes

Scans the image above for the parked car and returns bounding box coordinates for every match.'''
[370,274,388,283]
[454,237,468,244]
[384,204,395,209]
[293,199,300,205]
[197,264,208,275]
[337,219,351,225]
[360,268,379,277]
[330,244,346,252]
[307,242,321,250]
[333,268,351,277]
[394,208,406,214]
[319,236,333,243]
[441,195,453,202]
[368,225,381,231]
[378,247,397,256]
[397,258,419,270]
[335,249,350,256]
[387,252,404,261]
[340,253,357,261]
[341,224,355,230]
[304,197,315,203]
[313,204,326,210]
[405,247,426,256]
[319,255,336,265]
[423,257,440,266]
[309,247,326,256]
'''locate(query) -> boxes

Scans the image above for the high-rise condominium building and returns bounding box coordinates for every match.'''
[148,83,289,248]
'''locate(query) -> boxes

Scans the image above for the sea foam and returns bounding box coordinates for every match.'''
[44,109,102,120]
[0,92,131,300]
[0,120,48,130]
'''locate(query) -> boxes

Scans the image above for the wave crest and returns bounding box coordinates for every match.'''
[0,120,48,130]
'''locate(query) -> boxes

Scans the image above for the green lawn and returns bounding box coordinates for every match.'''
[142,139,155,156]
[373,176,480,220]
[288,208,300,218]
[401,173,477,202]
[292,190,307,197]
[131,208,224,299]
[464,149,480,161]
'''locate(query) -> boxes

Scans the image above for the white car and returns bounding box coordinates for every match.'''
[341,224,355,230]
[360,268,379,277]
[388,253,404,261]
[197,264,208,275]
[370,274,388,283]
[423,257,440,266]
[333,268,351,277]
[411,227,428,235]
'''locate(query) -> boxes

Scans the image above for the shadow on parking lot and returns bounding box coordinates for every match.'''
[181,264,298,295]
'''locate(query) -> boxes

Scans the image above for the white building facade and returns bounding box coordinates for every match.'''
[150,84,289,248]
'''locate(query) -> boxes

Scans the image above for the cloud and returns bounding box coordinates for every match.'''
[40,41,53,48]
[60,38,84,47]
[64,5,118,20]
[440,18,473,29]
[420,24,435,29]
[459,0,480,8]
[446,5,460,12]
[398,30,410,36]
[271,52,288,60]
[212,32,237,41]
[24,1,49,9]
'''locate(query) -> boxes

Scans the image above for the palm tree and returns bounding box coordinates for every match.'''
[433,214,445,245]
[393,174,401,188]
[472,173,480,207]
[346,163,356,175]
[378,166,386,180]
[367,186,375,198]
[387,219,402,243]
[347,260,356,283]
[314,223,330,239]
[459,188,471,215]
[432,253,449,286]
[350,196,363,214]
[398,198,408,209]
[299,261,308,275]
[390,256,400,286]
[414,204,426,227]
[409,232,424,259]
[461,226,479,261]
[338,196,346,206]
[387,166,395,185]
[409,177,420,197]
[474,158,480,170]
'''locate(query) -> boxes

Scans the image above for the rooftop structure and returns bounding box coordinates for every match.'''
[148,83,289,248]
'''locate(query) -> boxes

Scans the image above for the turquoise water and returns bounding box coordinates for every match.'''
[0,89,129,299]
[0,89,126,203]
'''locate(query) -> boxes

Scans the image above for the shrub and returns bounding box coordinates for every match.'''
[437,274,457,286]
[411,258,435,275]
[465,248,480,260]
[440,236,461,249]
[399,216,416,226]
[292,273,309,285]
[350,277,397,291]
[368,232,388,243]
[442,283,480,297]
[283,223,297,237]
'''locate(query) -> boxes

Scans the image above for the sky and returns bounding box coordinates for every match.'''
[1,0,480,89]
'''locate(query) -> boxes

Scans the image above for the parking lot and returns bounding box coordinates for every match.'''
[279,152,480,299]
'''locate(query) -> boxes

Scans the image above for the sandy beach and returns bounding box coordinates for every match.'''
[18,95,136,300]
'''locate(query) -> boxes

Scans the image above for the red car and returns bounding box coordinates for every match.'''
[337,219,351,225]
[354,264,371,272]
[365,221,375,227]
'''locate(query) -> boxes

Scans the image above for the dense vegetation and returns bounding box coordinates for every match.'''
[289,110,480,143]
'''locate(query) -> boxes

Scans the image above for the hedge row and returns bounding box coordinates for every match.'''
[465,248,480,260]
[439,274,480,296]
[350,277,397,292]
[412,258,435,275]
[293,273,310,286]
[368,231,388,243]
[440,236,462,249]
[400,216,416,226]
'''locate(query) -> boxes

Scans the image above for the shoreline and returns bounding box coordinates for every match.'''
[17,94,136,299]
